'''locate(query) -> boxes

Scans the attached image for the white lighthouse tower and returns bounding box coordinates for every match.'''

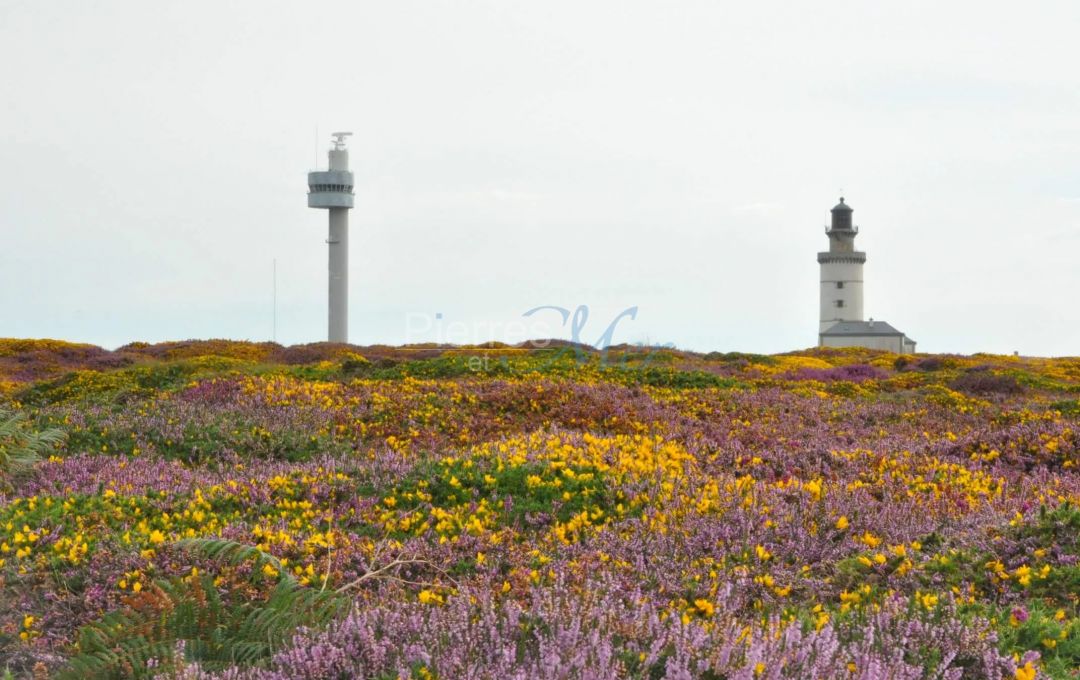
[308,132,354,343]
[817,197,865,333]
[816,197,917,353]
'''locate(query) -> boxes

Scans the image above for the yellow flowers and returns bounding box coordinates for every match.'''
[803,479,823,502]
[1013,565,1032,587]
[840,590,860,605]
[857,551,885,569]
[753,662,766,676]
[755,545,772,562]
[835,516,849,531]
[418,589,444,605]
[812,605,829,630]
[267,474,292,492]
[148,529,166,545]
[291,562,318,585]
[1015,662,1036,680]
[52,534,90,564]
[839,585,872,612]
[118,569,146,591]
[261,563,279,579]
[13,526,39,544]
[20,614,37,641]
[305,531,335,551]
[693,598,715,617]
[918,592,938,610]
[985,560,1010,581]
[859,532,881,549]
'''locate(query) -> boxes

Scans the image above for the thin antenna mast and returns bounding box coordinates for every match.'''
[272,259,277,343]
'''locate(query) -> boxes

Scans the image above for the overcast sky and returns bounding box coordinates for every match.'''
[2,1,1078,355]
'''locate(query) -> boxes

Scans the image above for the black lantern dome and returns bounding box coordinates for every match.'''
[830,197,854,231]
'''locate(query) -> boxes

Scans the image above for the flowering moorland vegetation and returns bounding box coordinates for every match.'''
[0,338,1078,679]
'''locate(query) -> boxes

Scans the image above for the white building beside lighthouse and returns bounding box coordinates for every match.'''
[817,198,916,354]
[308,132,355,343]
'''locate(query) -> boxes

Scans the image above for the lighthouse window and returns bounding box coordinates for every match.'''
[835,300,845,308]
[836,281,844,289]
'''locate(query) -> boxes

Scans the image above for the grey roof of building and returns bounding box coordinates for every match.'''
[831,198,853,212]
[820,320,912,339]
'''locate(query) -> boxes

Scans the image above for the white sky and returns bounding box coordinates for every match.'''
[1,0,1078,355]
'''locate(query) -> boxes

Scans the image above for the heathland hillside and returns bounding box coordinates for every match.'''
[1,339,1078,678]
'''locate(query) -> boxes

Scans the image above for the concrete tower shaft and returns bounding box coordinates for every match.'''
[308,132,355,343]
[817,198,865,333]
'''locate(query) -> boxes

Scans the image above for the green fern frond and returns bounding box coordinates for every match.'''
[59,570,348,678]
[0,408,66,478]
[174,537,292,582]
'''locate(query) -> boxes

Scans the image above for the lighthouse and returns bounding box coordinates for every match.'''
[817,197,865,333]
[308,132,354,343]
[816,197,917,353]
